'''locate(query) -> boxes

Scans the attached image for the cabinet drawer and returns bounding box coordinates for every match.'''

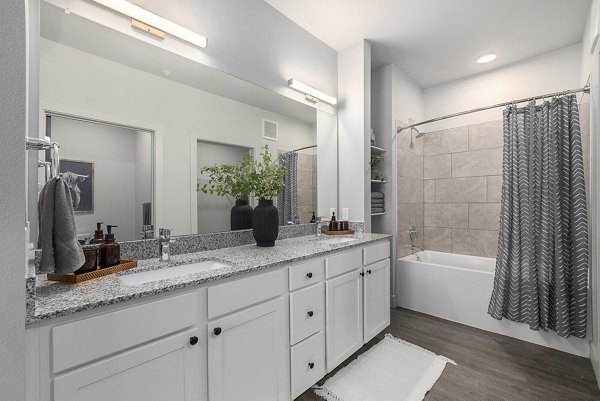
[363,241,390,265]
[291,331,325,399]
[290,283,324,345]
[52,292,198,374]
[289,258,324,291]
[208,268,286,319]
[325,248,363,278]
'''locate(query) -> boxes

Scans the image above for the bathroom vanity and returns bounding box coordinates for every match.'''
[25,234,391,401]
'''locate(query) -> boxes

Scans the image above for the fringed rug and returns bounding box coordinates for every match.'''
[314,334,455,401]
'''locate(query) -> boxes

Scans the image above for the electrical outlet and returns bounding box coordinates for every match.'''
[342,208,349,220]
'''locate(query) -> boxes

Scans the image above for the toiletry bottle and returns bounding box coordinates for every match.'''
[310,212,316,223]
[100,225,121,267]
[90,222,105,244]
[330,212,338,231]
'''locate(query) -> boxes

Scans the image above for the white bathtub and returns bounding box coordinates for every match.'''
[396,251,590,357]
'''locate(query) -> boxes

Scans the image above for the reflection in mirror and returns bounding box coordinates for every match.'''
[34,1,337,239]
[45,115,153,242]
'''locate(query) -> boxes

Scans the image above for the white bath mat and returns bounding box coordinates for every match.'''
[314,334,455,401]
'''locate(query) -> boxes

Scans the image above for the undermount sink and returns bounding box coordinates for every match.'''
[319,236,358,245]
[118,260,231,286]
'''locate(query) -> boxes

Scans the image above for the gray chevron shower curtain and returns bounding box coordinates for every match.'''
[488,94,589,338]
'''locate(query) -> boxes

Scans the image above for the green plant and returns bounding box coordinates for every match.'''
[199,152,255,201]
[251,145,286,200]
[370,153,384,169]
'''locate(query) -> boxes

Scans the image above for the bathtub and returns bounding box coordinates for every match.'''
[396,250,590,357]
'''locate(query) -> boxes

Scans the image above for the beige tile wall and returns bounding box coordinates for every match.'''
[418,104,590,258]
[422,121,502,258]
[396,127,424,257]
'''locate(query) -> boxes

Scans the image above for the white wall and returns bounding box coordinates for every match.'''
[316,110,338,217]
[424,43,584,131]
[0,1,26,399]
[337,40,371,224]
[40,39,315,236]
[44,0,337,115]
[582,0,600,383]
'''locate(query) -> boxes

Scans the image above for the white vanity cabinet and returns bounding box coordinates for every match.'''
[206,269,289,401]
[26,239,391,401]
[325,242,391,372]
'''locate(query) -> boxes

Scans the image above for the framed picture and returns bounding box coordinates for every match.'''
[60,159,94,213]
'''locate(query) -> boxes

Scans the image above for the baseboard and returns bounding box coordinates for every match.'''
[592,342,600,389]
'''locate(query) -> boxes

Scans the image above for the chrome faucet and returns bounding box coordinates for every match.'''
[315,217,327,238]
[159,228,173,262]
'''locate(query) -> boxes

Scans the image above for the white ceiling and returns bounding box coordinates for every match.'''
[264,0,591,88]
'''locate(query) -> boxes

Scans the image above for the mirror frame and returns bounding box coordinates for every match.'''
[37,101,164,239]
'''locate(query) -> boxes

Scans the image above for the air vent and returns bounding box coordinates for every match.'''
[262,119,278,141]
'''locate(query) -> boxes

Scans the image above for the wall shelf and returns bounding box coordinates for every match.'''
[371,180,386,184]
[370,145,386,154]
[371,212,386,216]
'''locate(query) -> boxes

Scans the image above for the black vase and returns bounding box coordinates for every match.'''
[253,199,279,247]
[231,199,253,231]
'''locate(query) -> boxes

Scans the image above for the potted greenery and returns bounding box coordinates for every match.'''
[199,152,255,230]
[370,153,385,182]
[250,145,286,247]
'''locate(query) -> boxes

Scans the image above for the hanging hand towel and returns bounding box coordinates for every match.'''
[37,177,85,274]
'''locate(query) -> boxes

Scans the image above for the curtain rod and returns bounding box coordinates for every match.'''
[396,84,590,134]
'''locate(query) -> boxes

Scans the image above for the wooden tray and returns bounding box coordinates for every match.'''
[322,229,355,236]
[47,259,138,283]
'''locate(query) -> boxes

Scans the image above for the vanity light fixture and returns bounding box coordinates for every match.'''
[288,79,337,105]
[477,53,497,64]
[91,0,208,48]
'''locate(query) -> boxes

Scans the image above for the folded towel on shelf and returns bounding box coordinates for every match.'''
[371,198,385,205]
[371,191,385,199]
[371,207,386,214]
[38,177,85,274]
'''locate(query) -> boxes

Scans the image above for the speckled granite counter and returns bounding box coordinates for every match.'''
[28,233,390,325]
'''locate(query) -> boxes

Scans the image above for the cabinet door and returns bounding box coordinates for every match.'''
[53,329,201,401]
[325,269,363,372]
[207,297,289,401]
[363,258,390,342]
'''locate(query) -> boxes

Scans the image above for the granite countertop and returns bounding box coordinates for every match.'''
[28,233,391,325]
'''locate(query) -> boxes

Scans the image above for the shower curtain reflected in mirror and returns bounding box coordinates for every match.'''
[488,94,589,338]
[278,151,298,225]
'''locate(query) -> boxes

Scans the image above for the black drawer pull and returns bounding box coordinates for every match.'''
[306,272,313,278]
[360,272,365,277]
[307,310,314,317]
[189,336,199,345]
[308,362,315,369]
[367,269,372,274]
[213,327,222,336]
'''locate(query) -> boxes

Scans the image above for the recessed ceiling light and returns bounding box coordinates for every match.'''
[477,54,497,64]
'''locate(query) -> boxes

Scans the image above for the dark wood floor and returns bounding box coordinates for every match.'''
[298,307,600,401]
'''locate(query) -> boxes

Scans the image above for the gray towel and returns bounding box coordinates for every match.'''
[371,199,385,205]
[38,177,85,274]
[371,192,385,199]
[371,207,386,214]
[142,202,152,225]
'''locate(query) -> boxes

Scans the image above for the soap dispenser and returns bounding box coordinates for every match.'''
[310,212,316,223]
[100,225,121,268]
[90,222,105,244]
[329,211,338,231]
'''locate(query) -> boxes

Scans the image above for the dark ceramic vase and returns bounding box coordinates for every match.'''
[231,199,253,231]
[253,199,279,247]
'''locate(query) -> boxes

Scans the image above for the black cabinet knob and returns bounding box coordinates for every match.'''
[213,327,222,336]
[367,269,372,274]
[307,310,314,317]
[189,336,199,345]
[306,272,313,278]
[360,272,365,277]
[308,362,315,369]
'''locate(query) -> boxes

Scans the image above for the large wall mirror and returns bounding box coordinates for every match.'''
[28,1,338,242]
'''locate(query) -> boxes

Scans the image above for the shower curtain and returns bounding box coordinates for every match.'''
[278,152,298,225]
[488,94,589,338]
